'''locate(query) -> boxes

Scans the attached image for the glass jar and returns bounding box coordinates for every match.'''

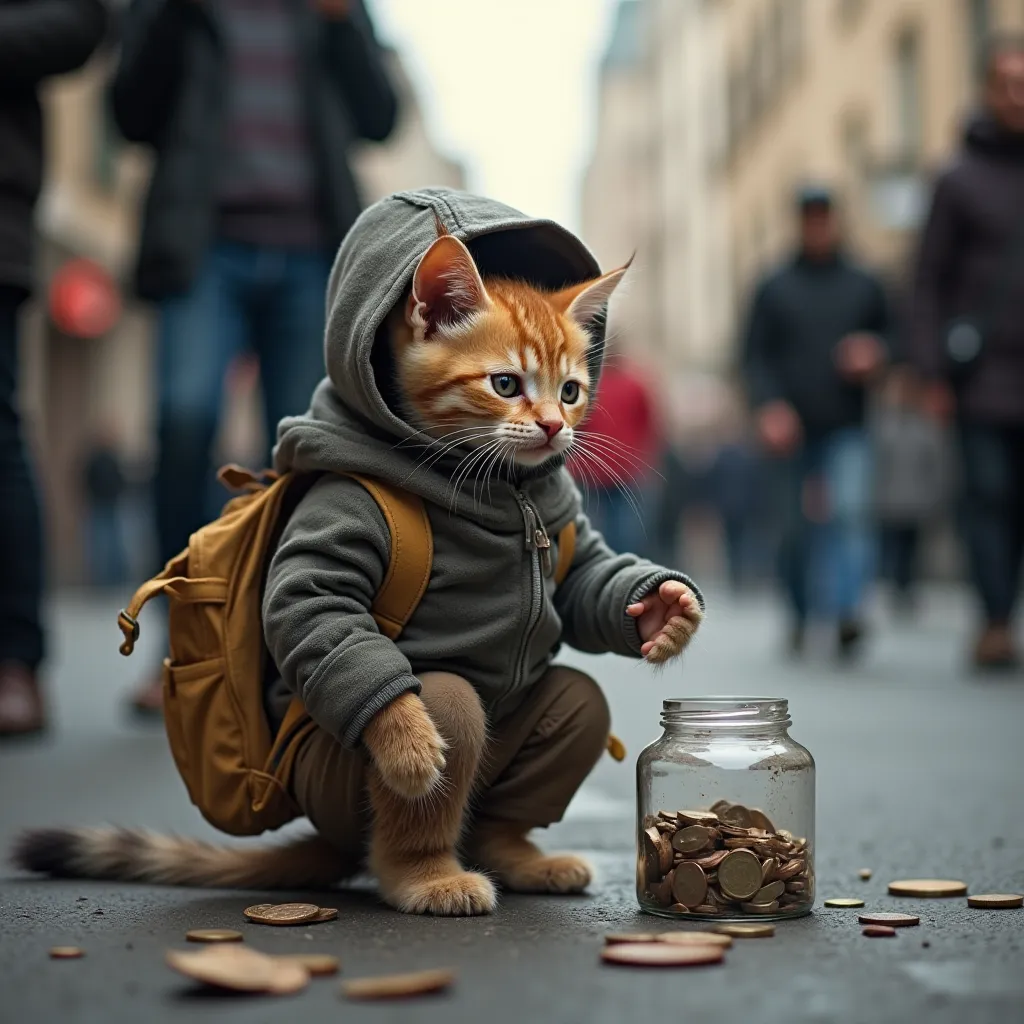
[636,697,815,921]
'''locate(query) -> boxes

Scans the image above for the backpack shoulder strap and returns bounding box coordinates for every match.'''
[553,521,576,586]
[346,474,433,641]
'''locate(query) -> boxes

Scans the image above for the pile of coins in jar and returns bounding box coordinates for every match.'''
[640,800,813,917]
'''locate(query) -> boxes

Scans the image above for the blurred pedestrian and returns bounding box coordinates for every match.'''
[111,0,398,713]
[0,0,107,737]
[743,186,891,657]
[909,35,1024,670]
[82,429,129,587]
[571,355,660,557]
[709,437,762,592]
[873,369,952,612]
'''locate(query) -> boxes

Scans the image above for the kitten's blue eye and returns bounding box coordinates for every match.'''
[561,380,581,404]
[491,374,521,398]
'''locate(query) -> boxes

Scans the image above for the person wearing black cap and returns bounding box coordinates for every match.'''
[742,186,891,657]
[909,35,1024,671]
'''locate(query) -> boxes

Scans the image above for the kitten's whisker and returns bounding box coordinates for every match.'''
[573,431,664,479]
[447,440,502,513]
[568,448,647,534]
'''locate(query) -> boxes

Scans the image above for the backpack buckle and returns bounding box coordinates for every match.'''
[118,610,140,656]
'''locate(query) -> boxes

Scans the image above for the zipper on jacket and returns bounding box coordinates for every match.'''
[509,489,550,699]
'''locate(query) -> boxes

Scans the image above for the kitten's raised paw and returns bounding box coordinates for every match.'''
[391,870,497,916]
[497,853,593,894]
[363,693,448,799]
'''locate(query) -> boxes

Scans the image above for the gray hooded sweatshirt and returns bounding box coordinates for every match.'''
[263,188,703,748]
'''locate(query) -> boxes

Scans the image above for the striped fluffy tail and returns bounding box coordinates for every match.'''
[12,828,351,890]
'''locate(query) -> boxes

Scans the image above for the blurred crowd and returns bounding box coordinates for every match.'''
[0,0,1022,739]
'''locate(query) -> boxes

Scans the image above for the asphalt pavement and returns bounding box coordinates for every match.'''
[1,586,1023,1024]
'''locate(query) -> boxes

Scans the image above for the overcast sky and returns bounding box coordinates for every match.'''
[369,0,620,232]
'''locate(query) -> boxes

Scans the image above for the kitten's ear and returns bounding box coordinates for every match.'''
[551,259,631,331]
[408,235,490,337]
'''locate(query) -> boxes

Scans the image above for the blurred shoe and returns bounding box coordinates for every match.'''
[837,619,865,660]
[128,673,164,718]
[972,625,1019,671]
[0,662,46,737]
[787,622,806,657]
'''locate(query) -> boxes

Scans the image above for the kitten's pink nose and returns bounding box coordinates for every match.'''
[537,419,564,439]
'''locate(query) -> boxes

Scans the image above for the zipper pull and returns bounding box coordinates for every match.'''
[535,525,552,576]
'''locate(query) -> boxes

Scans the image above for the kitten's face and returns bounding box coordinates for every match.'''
[392,231,627,470]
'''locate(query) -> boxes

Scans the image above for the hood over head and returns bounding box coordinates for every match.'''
[963,112,1024,159]
[274,190,606,522]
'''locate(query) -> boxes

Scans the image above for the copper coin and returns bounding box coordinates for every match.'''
[601,943,724,967]
[672,861,708,908]
[718,849,763,901]
[747,808,776,833]
[313,907,338,923]
[713,923,775,938]
[967,893,1023,909]
[750,881,786,905]
[858,868,873,881]
[658,932,733,949]
[862,925,897,938]
[676,810,720,827]
[342,968,456,1000]
[245,903,320,926]
[672,826,714,854]
[166,945,309,994]
[719,804,753,829]
[741,900,779,914]
[858,913,919,927]
[604,933,659,945]
[186,929,243,943]
[277,953,341,976]
[887,879,967,898]
[49,947,84,959]
[242,904,276,921]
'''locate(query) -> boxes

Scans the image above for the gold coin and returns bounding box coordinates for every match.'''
[750,881,785,905]
[277,953,341,976]
[313,907,338,923]
[49,946,84,959]
[607,735,627,761]
[713,923,775,938]
[658,932,733,949]
[887,879,967,898]
[671,861,708,909]
[858,868,873,881]
[761,857,778,884]
[604,933,659,945]
[242,904,276,921]
[186,929,243,943]
[967,893,1023,909]
[166,945,310,994]
[824,898,865,908]
[600,943,724,967]
[858,912,919,927]
[717,849,763,902]
[245,903,321,926]
[342,968,456,1000]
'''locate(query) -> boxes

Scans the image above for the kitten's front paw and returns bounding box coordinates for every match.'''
[645,605,703,664]
[392,870,497,916]
[363,693,448,799]
[500,853,593,894]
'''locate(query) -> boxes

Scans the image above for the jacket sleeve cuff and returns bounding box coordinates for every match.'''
[622,570,705,657]
[342,674,421,749]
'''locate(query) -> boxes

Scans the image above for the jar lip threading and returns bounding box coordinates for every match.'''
[660,697,791,729]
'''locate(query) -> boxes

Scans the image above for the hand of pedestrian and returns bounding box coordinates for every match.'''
[312,0,352,18]
[627,580,702,663]
[920,380,956,421]
[756,400,802,457]
[835,332,886,383]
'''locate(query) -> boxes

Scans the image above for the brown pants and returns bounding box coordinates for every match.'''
[289,665,611,863]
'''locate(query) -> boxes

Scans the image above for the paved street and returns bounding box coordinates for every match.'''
[1,586,1023,1024]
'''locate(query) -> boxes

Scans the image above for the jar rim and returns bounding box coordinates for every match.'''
[661,697,791,728]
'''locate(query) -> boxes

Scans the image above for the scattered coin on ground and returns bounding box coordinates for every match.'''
[967,893,1023,909]
[242,904,276,921]
[824,898,866,908]
[858,912,919,927]
[186,929,243,943]
[887,879,967,898]
[49,947,84,959]
[862,925,897,938]
[277,953,340,976]
[658,932,733,949]
[313,908,338,923]
[601,943,725,967]
[244,903,320,926]
[713,923,775,938]
[604,933,659,945]
[858,869,873,881]
[342,968,456,1000]
[167,945,309,994]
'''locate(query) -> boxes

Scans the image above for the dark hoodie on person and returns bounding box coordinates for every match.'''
[910,115,1024,424]
[261,189,704,749]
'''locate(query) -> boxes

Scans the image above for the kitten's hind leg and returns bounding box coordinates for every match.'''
[467,821,592,894]
[366,673,496,916]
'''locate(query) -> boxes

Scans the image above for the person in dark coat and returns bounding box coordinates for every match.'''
[743,187,891,657]
[909,35,1024,670]
[111,0,398,713]
[0,0,108,737]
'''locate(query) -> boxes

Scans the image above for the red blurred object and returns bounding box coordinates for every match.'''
[48,259,122,338]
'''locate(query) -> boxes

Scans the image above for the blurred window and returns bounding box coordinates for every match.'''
[894,27,923,161]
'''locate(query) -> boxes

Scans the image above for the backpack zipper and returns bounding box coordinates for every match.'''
[509,488,551,699]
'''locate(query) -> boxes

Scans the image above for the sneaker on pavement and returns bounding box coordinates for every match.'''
[0,662,46,737]
[972,624,1019,671]
[837,619,866,661]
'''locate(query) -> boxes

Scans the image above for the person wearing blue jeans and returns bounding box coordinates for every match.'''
[111,0,397,712]
[743,187,890,657]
